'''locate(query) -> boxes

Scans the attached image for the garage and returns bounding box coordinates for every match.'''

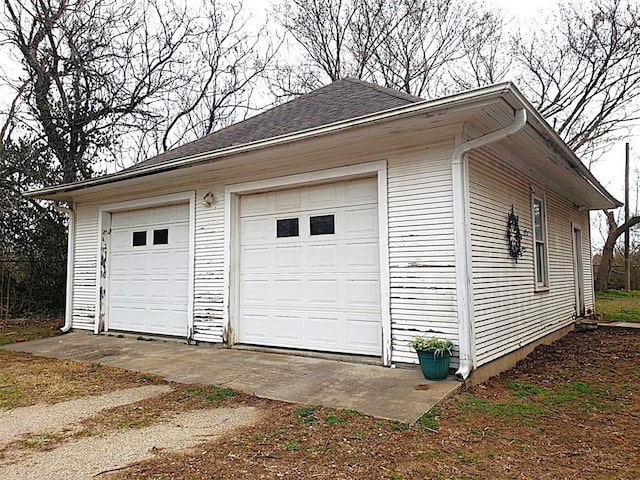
[107,203,190,336]
[238,177,382,356]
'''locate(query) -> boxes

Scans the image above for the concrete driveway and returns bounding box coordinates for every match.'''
[4,331,461,423]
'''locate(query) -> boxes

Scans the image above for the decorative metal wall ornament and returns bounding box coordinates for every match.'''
[507,205,524,261]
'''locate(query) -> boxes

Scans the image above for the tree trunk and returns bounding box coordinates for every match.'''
[595,211,640,291]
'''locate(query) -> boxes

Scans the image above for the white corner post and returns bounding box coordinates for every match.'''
[53,202,76,333]
[451,108,527,380]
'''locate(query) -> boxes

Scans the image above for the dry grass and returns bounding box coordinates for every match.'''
[0,317,63,346]
[0,351,165,409]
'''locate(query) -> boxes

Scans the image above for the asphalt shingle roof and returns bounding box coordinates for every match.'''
[129,78,424,170]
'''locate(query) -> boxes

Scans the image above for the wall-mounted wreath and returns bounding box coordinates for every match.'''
[507,205,523,261]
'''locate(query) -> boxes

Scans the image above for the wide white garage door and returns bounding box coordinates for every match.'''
[238,177,381,355]
[108,204,190,336]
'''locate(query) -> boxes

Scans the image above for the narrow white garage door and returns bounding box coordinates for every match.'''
[238,177,381,355]
[108,204,190,336]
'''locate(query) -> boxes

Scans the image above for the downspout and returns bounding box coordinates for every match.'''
[53,202,75,333]
[452,108,527,380]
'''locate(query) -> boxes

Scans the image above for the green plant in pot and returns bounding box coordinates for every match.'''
[410,337,454,381]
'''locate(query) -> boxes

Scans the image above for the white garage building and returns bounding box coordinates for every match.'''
[28,79,619,381]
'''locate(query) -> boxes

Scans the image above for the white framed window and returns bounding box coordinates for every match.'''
[532,194,549,289]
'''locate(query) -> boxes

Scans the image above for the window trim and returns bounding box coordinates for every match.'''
[309,213,335,236]
[531,193,550,291]
[276,217,299,238]
[132,230,147,247]
[153,228,169,245]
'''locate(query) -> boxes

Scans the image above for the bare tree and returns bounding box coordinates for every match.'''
[156,1,278,154]
[448,9,512,90]
[272,0,424,95]
[596,210,640,291]
[0,0,273,178]
[274,0,514,98]
[0,0,274,315]
[275,0,375,84]
[369,0,485,97]
[514,0,640,154]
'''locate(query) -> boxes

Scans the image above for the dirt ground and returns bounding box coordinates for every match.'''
[1,319,639,479]
[107,328,640,480]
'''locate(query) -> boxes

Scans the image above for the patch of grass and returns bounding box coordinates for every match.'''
[569,382,593,394]
[325,415,347,426]
[181,385,235,402]
[268,427,290,439]
[506,380,545,398]
[542,381,602,408]
[139,373,158,382]
[388,420,410,432]
[0,374,23,409]
[343,408,366,417]
[416,406,441,431]
[596,290,640,321]
[283,440,302,451]
[0,351,167,408]
[21,432,65,450]
[457,394,547,421]
[295,406,318,424]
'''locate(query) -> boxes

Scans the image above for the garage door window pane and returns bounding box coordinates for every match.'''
[132,231,147,247]
[153,229,169,245]
[310,215,335,235]
[277,218,299,237]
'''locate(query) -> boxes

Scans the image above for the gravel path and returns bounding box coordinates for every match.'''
[0,385,172,446]
[0,406,259,480]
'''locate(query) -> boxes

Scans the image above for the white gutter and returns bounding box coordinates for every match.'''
[53,202,75,333]
[452,108,527,380]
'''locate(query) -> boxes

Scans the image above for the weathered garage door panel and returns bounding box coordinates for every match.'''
[108,204,189,336]
[238,178,381,355]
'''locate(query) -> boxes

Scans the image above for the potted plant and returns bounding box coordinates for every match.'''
[410,337,454,381]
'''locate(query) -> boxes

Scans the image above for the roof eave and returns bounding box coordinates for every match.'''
[25,83,514,200]
[26,82,621,210]
[501,89,622,210]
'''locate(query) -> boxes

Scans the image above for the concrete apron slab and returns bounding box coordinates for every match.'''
[3,331,461,423]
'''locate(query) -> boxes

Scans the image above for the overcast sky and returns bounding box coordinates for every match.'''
[1,0,636,224]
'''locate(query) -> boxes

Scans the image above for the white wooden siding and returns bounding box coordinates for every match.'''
[72,204,99,330]
[69,126,463,360]
[387,142,458,365]
[192,185,226,342]
[469,148,593,366]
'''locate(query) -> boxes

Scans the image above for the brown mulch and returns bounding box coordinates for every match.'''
[108,328,640,480]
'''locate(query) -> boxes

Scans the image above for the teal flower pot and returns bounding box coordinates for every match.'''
[417,350,451,381]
